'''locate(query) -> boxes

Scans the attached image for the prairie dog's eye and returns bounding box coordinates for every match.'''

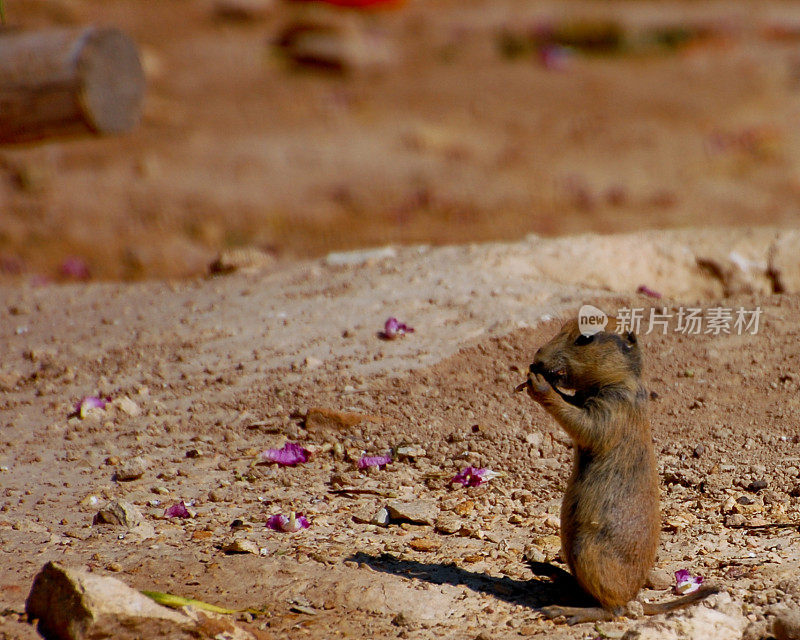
[575,334,594,346]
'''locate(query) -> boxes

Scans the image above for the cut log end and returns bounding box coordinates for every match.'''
[77,28,146,134]
[0,26,145,143]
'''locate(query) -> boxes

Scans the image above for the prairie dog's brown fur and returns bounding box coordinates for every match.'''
[518,318,716,624]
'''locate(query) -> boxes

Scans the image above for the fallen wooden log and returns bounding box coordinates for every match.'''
[0,26,145,143]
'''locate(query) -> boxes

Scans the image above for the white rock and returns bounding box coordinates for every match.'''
[93,500,155,539]
[93,500,144,528]
[26,562,257,640]
[114,396,141,417]
[622,593,747,640]
[25,562,193,640]
[371,507,390,526]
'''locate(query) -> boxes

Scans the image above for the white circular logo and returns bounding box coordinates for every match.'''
[578,305,608,336]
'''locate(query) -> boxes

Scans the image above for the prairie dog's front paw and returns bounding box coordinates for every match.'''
[516,372,553,403]
[528,371,551,395]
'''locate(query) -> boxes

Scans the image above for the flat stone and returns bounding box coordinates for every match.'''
[407,537,441,552]
[434,513,462,535]
[12,520,49,534]
[93,500,144,529]
[386,500,438,526]
[395,444,426,460]
[115,457,148,481]
[222,538,259,555]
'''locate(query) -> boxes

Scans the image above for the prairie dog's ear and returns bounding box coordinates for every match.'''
[626,331,637,345]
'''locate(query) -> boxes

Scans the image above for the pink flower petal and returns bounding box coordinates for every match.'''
[381,317,414,340]
[59,256,90,280]
[636,284,662,299]
[358,453,393,470]
[0,255,24,275]
[451,466,500,487]
[259,442,310,466]
[75,396,109,419]
[674,569,703,594]
[539,44,573,70]
[164,501,191,518]
[266,512,310,532]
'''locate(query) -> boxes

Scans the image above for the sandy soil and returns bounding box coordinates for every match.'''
[1,228,799,639]
[4,0,800,280]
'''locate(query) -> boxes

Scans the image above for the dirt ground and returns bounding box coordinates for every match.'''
[4,0,800,280]
[0,229,799,639]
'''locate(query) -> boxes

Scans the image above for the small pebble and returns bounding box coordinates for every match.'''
[115,457,148,482]
[693,444,705,458]
[408,537,441,552]
[645,568,673,590]
[371,508,390,527]
[434,514,462,535]
[386,500,438,526]
[114,396,141,417]
[223,538,259,555]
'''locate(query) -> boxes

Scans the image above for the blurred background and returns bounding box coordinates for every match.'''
[1,0,800,281]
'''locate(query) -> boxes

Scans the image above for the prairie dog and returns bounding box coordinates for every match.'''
[517,318,717,624]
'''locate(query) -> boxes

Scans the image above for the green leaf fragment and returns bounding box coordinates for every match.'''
[141,590,240,614]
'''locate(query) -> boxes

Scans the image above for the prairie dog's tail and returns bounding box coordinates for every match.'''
[641,585,721,616]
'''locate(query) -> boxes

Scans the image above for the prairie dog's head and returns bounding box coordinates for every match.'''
[529,318,642,393]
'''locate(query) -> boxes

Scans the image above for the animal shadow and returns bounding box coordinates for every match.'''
[347,552,595,610]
